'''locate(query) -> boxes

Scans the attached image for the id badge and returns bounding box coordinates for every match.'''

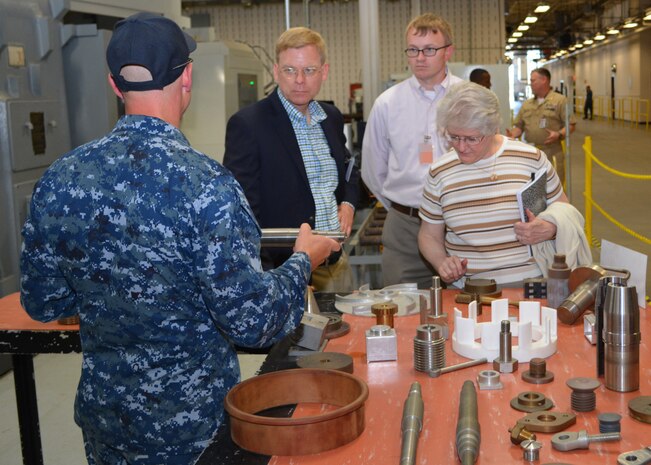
[539,117,547,129]
[419,141,433,164]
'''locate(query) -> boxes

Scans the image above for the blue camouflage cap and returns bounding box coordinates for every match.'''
[107,12,197,92]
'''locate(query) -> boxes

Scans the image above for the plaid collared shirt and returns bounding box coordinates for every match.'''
[278,89,340,231]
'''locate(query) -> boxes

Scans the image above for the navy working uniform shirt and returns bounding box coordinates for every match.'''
[20,115,310,463]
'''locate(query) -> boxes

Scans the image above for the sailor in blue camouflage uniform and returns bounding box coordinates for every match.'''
[19,12,339,465]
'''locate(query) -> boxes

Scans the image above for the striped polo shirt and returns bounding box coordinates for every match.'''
[278,89,340,231]
[419,137,563,285]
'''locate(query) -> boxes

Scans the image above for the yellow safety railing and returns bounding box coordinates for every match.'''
[583,136,651,302]
[576,95,649,128]
[583,136,651,244]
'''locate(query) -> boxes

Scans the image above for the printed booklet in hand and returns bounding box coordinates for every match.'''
[517,167,547,223]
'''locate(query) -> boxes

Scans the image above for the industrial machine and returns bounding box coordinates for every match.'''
[181,37,265,163]
[0,0,72,299]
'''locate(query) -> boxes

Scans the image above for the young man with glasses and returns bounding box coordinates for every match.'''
[361,13,462,288]
[224,27,359,292]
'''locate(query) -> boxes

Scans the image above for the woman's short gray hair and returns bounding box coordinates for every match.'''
[437,81,501,135]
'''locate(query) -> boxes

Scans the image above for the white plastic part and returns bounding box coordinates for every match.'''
[452,299,557,362]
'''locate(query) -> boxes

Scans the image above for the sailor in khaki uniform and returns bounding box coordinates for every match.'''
[507,68,576,185]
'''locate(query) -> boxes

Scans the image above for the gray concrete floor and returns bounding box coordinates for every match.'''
[565,115,651,298]
[0,115,649,465]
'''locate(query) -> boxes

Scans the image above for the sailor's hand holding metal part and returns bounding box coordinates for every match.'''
[400,382,424,465]
[292,224,342,270]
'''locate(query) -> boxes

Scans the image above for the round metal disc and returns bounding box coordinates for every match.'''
[325,320,351,339]
[321,313,351,339]
[629,396,651,424]
[464,278,499,295]
[297,352,354,373]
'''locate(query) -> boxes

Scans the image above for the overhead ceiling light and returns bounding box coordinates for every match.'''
[518,24,530,31]
[508,38,518,43]
[607,27,620,34]
[569,45,576,51]
[512,31,523,37]
[645,11,651,21]
[584,38,594,45]
[575,43,584,49]
[594,32,606,40]
[534,3,551,13]
[524,16,538,24]
[623,20,638,28]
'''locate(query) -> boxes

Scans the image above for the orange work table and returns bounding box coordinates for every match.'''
[269,289,651,465]
[2,290,650,465]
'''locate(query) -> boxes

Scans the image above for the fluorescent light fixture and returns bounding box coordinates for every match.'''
[508,38,518,43]
[534,3,551,13]
[518,24,530,31]
[594,32,606,40]
[575,43,584,48]
[623,20,638,28]
[512,31,523,37]
[607,28,620,34]
[524,16,538,24]
[584,38,594,45]
[645,11,651,21]
[569,45,576,51]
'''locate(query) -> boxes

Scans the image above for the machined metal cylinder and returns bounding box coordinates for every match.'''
[603,282,641,392]
[372,302,398,328]
[260,228,346,247]
[456,380,480,465]
[499,320,512,361]
[596,276,627,377]
[414,324,445,373]
[430,276,442,317]
[557,278,600,325]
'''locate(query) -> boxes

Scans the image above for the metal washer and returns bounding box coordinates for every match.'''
[297,352,354,373]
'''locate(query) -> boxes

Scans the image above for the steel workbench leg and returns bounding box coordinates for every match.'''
[12,354,44,465]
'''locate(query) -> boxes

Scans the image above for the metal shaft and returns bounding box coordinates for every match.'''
[430,276,442,316]
[456,380,480,465]
[429,358,487,378]
[260,228,346,247]
[400,382,424,465]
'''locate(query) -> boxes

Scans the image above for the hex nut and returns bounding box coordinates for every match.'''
[493,358,518,373]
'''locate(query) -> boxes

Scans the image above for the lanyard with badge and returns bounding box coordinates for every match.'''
[419,135,433,164]
[419,96,438,164]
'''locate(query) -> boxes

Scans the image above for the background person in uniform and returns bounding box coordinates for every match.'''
[584,85,593,120]
[20,13,338,465]
[418,82,588,287]
[469,68,491,89]
[506,68,576,186]
[361,12,463,288]
[224,27,359,292]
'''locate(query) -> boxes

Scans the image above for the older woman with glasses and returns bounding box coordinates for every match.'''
[417,81,586,287]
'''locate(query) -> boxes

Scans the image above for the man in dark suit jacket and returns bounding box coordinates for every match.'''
[223,27,359,291]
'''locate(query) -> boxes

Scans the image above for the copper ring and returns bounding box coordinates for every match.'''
[224,368,369,455]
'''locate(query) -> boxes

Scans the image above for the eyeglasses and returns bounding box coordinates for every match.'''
[404,44,452,58]
[172,58,193,70]
[280,66,322,78]
[445,132,485,146]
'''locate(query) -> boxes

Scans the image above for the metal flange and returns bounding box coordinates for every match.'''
[510,391,554,412]
[517,411,576,433]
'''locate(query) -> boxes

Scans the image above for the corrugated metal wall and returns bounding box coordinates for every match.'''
[187,0,505,111]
